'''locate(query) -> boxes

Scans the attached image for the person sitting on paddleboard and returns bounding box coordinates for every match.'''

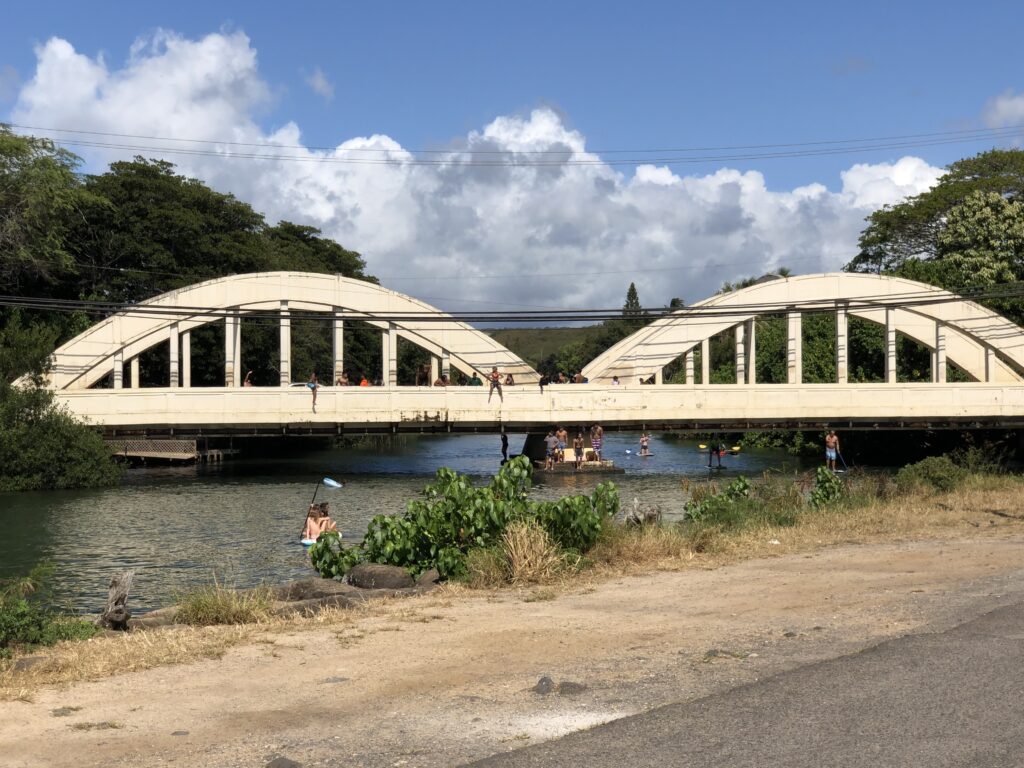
[302,502,337,541]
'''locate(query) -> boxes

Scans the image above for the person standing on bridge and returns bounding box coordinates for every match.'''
[825,430,840,472]
[487,367,503,403]
[308,372,319,412]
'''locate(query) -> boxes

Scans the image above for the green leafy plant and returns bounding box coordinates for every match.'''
[809,466,845,509]
[896,455,967,493]
[0,564,97,657]
[309,456,619,581]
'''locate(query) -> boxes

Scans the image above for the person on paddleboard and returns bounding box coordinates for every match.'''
[825,431,840,472]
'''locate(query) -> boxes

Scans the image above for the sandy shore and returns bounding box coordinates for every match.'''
[3,531,1024,767]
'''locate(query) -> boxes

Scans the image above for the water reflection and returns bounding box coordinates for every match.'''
[0,433,805,612]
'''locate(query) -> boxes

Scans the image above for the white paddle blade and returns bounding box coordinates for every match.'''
[322,477,344,489]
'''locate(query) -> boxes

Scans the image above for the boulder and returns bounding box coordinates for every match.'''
[415,568,441,589]
[346,564,415,590]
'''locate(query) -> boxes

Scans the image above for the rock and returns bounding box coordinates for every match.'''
[556,681,587,696]
[266,758,302,768]
[320,676,349,684]
[415,568,441,589]
[171,730,189,736]
[51,706,82,717]
[783,630,798,638]
[532,676,555,695]
[346,564,415,590]
[274,578,359,602]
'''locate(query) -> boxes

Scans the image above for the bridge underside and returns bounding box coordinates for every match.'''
[57,385,1024,437]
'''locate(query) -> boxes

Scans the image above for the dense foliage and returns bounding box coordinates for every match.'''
[895,455,967,493]
[0,565,97,658]
[309,456,620,579]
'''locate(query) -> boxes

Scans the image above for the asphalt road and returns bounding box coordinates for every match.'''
[466,601,1024,768]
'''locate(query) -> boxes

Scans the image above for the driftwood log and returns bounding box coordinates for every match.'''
[625,497,662,526]
[97,571,134,631]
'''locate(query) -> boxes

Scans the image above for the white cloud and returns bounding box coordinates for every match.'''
[306,66,334,101]
[984,89,1024,133]
[11,31,944,312]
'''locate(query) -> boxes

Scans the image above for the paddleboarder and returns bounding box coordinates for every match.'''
[825,430,840,472]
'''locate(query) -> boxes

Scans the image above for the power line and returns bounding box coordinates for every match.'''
[11,121,1024,156]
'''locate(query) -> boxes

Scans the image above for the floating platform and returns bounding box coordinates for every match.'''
[533,459,625,477]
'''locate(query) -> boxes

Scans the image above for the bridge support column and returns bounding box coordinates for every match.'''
[787,312,802,384]
[985,348,997,382]
[169,324,179,387]
[382,324,398,385]
[441,351,451,380]
[332,310,344,384]
[113,350,123,389]
[430,356,439,384]
[685,351,695,386]
[836,305,848,384]
[746,318,756,384]
[885,307,897,384]
[279,301,291,386]
[735,324,746,384]
[654,368,663,385]
[933,322,947,383]
[225,310,241,387]
[182,331,191,388]
[129,356,139,388]
[701,339,710,385]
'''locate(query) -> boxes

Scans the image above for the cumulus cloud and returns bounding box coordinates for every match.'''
[11,31,944,313]
[984,89,1024,128]
[306,66,334,101]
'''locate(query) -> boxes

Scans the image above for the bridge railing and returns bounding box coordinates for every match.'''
[53,383,1024,433]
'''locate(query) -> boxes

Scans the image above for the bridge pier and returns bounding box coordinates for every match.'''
[333,310,344,384]
[787,312,802,384]
[225,309,241,387]
[885,307,897,383]
[933,323,947,383]
[836,305,848,384]
[169,324,179,387]
[182,331,191,388]
[735,324,746,384]
[129,356,139,388]
[280,301,291,386]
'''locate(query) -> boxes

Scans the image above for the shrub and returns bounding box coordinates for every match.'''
[309,456,620,581]
[0,564,97,657]
[174,579,272,625]
[809,466,845,509]
[895,455,967,493]
[463,547,507,589]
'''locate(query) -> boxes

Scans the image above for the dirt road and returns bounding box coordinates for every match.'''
[3,533,1023,768]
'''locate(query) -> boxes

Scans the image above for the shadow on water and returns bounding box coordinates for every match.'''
[0,433,808,612]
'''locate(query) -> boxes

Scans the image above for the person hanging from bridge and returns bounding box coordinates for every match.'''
[500,431,509,461]
[825,430,840,472]
[307,372,319,412]
[487,366,504,403]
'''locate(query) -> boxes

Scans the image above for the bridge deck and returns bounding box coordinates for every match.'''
[56,384,1024,437]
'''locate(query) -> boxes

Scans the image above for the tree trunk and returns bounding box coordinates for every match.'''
[97,571,134,631]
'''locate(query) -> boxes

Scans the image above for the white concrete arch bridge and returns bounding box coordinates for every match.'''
[45,271,1024,438]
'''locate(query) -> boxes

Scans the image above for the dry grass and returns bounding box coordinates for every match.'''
[502,520,564,585]
[174,581,273,626]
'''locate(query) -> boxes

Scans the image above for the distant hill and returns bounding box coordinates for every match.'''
[487,326,604,368]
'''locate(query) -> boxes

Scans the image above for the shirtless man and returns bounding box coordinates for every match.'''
[590,423,604,461]
[573,433,585,470]
[555,426,569,462]
[825,430,840,471]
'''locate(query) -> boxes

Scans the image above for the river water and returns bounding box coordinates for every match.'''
[0,433,806,612]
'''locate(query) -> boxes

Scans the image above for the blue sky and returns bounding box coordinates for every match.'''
[2,1,1022,309]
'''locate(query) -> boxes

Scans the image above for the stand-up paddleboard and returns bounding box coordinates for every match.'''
[300,538,317,547]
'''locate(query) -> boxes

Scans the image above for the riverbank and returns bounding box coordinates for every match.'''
[1,525,1023,767]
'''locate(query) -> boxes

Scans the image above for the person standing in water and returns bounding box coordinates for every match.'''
[825,430,840,471]
[573,433,585,470]
[639,433,651,456]
[590,423,604,461]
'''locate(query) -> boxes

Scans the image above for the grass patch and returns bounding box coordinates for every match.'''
[174,579,273,626]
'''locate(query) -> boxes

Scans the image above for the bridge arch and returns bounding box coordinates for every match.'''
[48,271,539,390]
[582,273,1024,385]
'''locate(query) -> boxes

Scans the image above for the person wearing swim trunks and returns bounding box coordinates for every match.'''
[825,431,840,471]
[639,433,650,456]
[590,423,604,461]
[544,430,559,470]
[307,372,318,412]
[573,433,585,470]
[488,367,503,402]
[555,426,568,462]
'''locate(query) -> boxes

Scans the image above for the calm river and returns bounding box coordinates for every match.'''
[0,433,806,612]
